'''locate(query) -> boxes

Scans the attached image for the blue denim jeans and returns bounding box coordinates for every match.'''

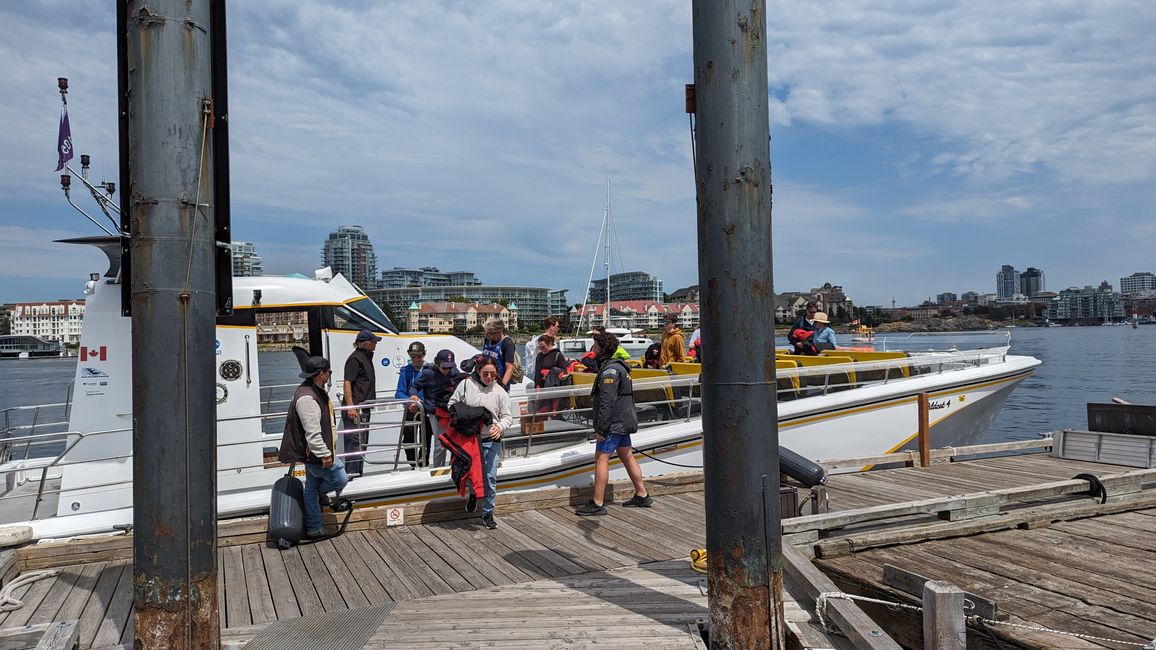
[480,440,501,515]
[303,457,348,534]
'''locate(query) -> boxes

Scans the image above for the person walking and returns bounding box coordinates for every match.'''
[410,349,463,467]
[481,318,519,390]
[448,356,513,529]
[658,315,686,366]
[278,356,348,538]
[395,341,429,467]
[788,302,819,354]
[341,329,380,476]
[576,332,652,516]
[523,315,561,381]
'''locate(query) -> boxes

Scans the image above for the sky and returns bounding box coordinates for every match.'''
[2,1,1155,308]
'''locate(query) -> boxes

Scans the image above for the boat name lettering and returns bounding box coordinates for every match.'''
[929,399,951,410]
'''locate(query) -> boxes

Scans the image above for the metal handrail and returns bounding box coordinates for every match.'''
[4,348,1012,520]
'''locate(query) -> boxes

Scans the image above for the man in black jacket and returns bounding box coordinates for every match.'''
[576,332,652,516]
[409,349,462,467]
[787,301,818,354]
[342,329,379,475]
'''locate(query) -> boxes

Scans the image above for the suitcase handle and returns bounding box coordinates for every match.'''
[285,462,296,477]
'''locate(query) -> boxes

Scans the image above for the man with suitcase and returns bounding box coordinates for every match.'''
[279,356,348,538]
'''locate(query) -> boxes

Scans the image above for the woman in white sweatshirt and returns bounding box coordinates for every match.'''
[448,356,513,529]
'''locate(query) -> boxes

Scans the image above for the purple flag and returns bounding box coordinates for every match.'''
[55,106,73,171]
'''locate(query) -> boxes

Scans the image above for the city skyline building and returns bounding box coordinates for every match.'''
[996,264,1020,300]
[588,271,663,303]
[1045,284,1124,322]
[1120,272,1156,295]
[379,266,481,289]
[230,241,264,277]
[10,300,86,344]
[322,225,378,291]
[1020,267,1046,297]
[370,284,550,329]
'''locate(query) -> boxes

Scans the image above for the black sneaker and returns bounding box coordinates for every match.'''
[576,501,607,516]
[466,494,478,513]
[482,513,498,529]
[622,494,653,508]
[304,529,325,540]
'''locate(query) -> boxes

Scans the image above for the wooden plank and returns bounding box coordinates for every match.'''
[326,535,391,605]
[119,604,134,646]
[814,490,1156,557]
[89,563,133,649]
[27,565,85,626]
[240,544,277,625]
[373,527,457,594]
[421,520,520,586]
[364,529,449,596]
[312,538,371,609]
[341,531,421,601]
[539,507,665,564]
[819,438,1053,470]
[781,544,901,650]
[220,544,250,628]
[407,523,496,590]
[882,564,1002,620]
[486,515,590,577]
[257,543,302,620]
[49,562,106,627]
[33,620,79,650]
[0,551,17,587]
[294,541,346,612]
[277,546,324,617]
[518,510,636,570]
[75,562,127,650]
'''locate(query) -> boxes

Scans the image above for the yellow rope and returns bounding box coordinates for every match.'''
[690,548,707,574]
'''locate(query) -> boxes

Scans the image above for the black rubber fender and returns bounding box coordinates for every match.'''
[1073,473,1108,504]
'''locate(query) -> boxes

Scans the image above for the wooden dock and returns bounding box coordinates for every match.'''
[1,441,1154,648]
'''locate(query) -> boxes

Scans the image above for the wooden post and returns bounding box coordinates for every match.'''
[918,393,930,467]
[922,580,966,649]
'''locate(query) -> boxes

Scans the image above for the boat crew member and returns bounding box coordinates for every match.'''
[342,329,380,476]
[523,315,561,381]
[396,341,429,468]
[279,356,348,538]
[410,349,463,467]
[658,315,686,366]
[812,312,837,351]
[788,302,819,354]
[576,331,652,516]
[481,318,518,390]
[448,356,513,529]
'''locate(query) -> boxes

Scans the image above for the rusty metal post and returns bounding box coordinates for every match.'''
[691,1,785,647]
[918,393,930,467]
[122,0,220,646]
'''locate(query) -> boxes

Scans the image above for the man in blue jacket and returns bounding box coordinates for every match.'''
[410,349,462,467]
[396,341,428,467]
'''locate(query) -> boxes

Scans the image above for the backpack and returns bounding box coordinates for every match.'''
[509,348,524,384]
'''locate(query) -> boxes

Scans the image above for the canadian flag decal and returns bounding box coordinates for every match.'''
[81,346,107,361]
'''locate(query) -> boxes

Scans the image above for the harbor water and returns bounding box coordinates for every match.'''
[2,327,1155,449]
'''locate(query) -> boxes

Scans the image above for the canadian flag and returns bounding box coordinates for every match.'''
[81,346,107,361]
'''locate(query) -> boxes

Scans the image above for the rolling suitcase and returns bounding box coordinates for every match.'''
[268,465,304,550]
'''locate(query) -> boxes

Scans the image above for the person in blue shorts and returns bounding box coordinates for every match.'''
[576,331,652,516]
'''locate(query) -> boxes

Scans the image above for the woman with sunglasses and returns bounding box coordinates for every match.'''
[447,356,512,529]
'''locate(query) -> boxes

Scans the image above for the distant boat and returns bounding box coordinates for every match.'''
[0,335,62,359]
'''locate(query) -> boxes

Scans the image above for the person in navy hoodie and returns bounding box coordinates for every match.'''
[409,349,463,467]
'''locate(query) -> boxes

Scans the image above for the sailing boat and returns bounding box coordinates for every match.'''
[564,180,655,359]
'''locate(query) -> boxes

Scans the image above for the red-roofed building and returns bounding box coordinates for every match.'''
[406,301,518,333]
[569,301,699,332]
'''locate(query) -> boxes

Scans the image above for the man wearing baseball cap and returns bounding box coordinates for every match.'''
[342,329,381,476]
[410,349,463,467]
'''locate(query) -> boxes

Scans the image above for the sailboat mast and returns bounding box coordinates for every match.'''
[605,178,611,326]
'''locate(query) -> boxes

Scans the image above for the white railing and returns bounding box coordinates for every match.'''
[0,348,1007,521]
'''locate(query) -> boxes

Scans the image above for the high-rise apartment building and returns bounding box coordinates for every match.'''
[11,300,86,344]
[230,241,264,277]
[1019,267,1045,298]
[588,271,663,303]
[378,267,480,289]
[936,292,957,305]
[995,265,1020,300]
[1120,272,1156,295]
[322,225,378,291]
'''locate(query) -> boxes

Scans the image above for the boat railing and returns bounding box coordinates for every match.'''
[0,347,1009,521]
[0,401,73,465]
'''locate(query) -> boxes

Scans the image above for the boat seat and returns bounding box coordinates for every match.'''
[632,369,678,420]
[820,349,912,379]
[792,355,857,391]
[667,362,701,376]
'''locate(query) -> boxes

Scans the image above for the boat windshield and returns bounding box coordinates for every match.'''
[338,298,398,334]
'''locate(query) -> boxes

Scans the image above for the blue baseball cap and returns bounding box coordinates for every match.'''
[356,330,382,343]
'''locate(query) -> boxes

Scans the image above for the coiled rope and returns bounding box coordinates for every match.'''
[0,570,61,612]
[689,548,707,574]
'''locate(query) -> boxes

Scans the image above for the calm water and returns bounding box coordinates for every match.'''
[3,327,1155,442]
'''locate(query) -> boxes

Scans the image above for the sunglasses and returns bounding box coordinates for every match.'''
[479,371,498,378]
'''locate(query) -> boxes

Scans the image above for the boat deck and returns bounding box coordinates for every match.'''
[2,448,1154,647]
